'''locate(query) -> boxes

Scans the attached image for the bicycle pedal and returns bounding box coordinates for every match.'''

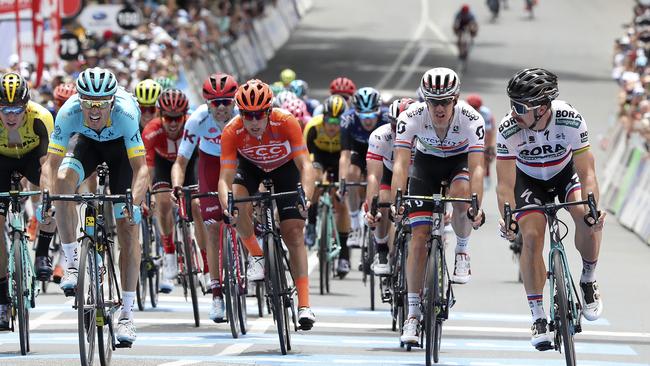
[298,319,314,331]
[63,288,76,297]
[212,317,226,324]
[535,341,553,351]
[115,341,132,348]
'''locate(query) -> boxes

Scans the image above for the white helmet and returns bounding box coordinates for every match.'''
[419,67,460,99]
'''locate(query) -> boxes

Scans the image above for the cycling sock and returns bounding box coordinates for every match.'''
[62,242,78,269]
[296,276,310,308]
[162,234,175,254]
[407,292,421,319]
[338,232,349,260]
[350,210,360,231]
[0,278,8,305]
[455,235,470,254]
[374,234,389,253]
[201,249,209,273]
[307,204,317,224]
[527,294,545,321]
[580,258,598,283]
[120,291,136,320]
[242,234,264,257]
[35,230,55,257]
[210,279,222,298]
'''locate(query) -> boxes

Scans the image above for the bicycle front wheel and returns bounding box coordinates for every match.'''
[181,221,200,327]
[553,251,577,366]
[266,235,289,355]
[13,234,29,355]
[77,239,97,366]
[368,229,376,311]
[424,239,442,366]
[318,205,329,295]
[235,236,248,335]
[136,220,150,311]
[223,227,240,338]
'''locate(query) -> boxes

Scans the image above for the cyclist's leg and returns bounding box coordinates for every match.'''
[197,151,224,294]
[305,162,324,247]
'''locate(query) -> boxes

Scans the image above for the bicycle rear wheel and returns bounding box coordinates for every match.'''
[13,235,29,355]
[77,239,97,366]
[149,222,161,308]
[223,227,240,338]
[136,220,150,311]
[181,221,200,327]
[553,251,577,366]
[267,235,289,354]
[424,239,442,366]
[97,245,116,366]
[318,205,328,295]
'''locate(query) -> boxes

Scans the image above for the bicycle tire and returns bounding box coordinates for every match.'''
[98,245,115,366]
[136,220,150,311]
[368,230,376,311]
[181,221,200,327]
[256,280,265,317]
[150,222,161,308]
[266,234,289,354]
[424,238,441,366]
[279,243,294,350]
[77,239,97,366]
[433,243,445,363]
[553,251,577,366]
[236,238,248,335]
[223,227,239,338]
[13,234,29,355]
[395,232,408,334]
[318,204,328,295]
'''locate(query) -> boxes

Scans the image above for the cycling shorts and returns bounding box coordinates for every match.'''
[312,150,339,181]
[380,164,393,191]
[198,150,222,223]
[514,162,581,220]
[152,152,197,191]
[0,148,43,216]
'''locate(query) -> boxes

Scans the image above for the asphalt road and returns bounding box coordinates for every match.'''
[2,0,649,365]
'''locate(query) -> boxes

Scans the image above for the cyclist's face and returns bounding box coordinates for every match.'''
[426,97,456,126]
[161,113,185,139]
[139,104,157,126]
[241,109,269,138]
[80,96,113,130]
[207,98,235,124]
[324,121,340,136]
[510,100,545,128]
[0,105,27,131]
[358,110,379,131]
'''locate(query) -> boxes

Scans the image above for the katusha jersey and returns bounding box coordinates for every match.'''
[177,104,240,159]
[394,100,485,157]
[496,100,590,181]
[142,117,187,165]
[366,123,395,171]
[48,87,144,159]
[220,108,308,172]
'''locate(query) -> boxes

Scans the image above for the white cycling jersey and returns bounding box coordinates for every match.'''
[496,100,590,181]
[394,100,485,157]
[367,123,394,171]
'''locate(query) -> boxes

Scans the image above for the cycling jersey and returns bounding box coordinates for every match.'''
[142,117,186,166]
[476,105,495,131]
[496,100,590,181]
[395,100,485,157]
[0,101,53,159]
[177,104,239,159]
[220,108,308,172]
[49,87,144,159]
[304,115,341,154]
[366,123,394,171]
[454,11,476,30]
[340,108,390,150]
[304,98,321,116]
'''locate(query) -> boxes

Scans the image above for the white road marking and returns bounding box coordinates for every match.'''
[307,250,319,275]
[31,299,73,330]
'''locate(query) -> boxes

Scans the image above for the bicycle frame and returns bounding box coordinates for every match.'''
[315,184,341,262]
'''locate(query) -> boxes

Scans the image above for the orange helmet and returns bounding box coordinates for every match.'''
[235,79,273,112]
[53,82,77,103]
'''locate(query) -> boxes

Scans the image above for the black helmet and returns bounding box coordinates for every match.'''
[506,68,559,105]
[0,72,30,106]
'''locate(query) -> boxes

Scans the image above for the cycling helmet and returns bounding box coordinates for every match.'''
[235,79,274,112]
[282,98,308,120]
[323,95,348,119]
[506,68,559,105]
[465,94,483,109]
[202,73,238,100]
[289,79,309,98]
[53,83,77,102]
[353,87,381,113]
[461,4,470,13]
[388,98,415,120]
[329,77,356,96]
[76,67,118,97]
[274,90,297,108]
[280,68,296,85]
[158,89,189,114]
[270,83,285,96]
[420,68,460,99]
[155,77,175,90]
[134,79,162,106]
[0,72,30,105]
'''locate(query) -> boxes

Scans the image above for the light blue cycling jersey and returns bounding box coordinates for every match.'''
[48,87,144,159]
[177,103,239,159]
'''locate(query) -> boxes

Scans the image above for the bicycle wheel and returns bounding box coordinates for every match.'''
[235,236,248,335]
[97,246,116,366]
[368,230,376,311]
[149,222,161,308]
[77,239,97,366]
[181,221,200,327]
[424,239,441,366]
[223,227,240,338]
[553,251,577,366]
[433,244,445,363]
[13,235,29,355]
[318,205,329,295]
[256,280,265,317]
[266,235,289,354]
[136,220,150,311]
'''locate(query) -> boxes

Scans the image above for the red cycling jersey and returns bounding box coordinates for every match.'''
[142,117,187,166]
[220,108,308,172]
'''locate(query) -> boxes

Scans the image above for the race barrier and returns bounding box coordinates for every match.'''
[179,0,313,107]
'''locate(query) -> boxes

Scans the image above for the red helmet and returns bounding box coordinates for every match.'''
[202,73,238,100]
[158,89,189,114]
[53,82,77,103]
[465,94,483,109]
[461,4,470,13]
[235,79,274,111]
[329,77,356,96]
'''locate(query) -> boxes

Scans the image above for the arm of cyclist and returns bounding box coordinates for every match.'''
[170,155,190,203]
[496,157,517,240]
[389,147,411,221]
[467,150,486,228]
[337,149,351,197]
[573,149,606,230]
[129,155,149,210]
[364,158,383,226]
[217,167,237,223]
[294,152,316,209]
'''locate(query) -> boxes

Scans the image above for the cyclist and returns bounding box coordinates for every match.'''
[391,68,486,345]
[453,4,478,59]
[273,90,297,108]
[289,79,321,115]
[52,83,77,117]
[304,95,348,248]
[466,94,496,187]
[312,77,357,116]
[279,68,297,88]
[134,79,163,131]
[337,87,390,276]
[218,79,316,330]
[143,89,209,294]
[282,98,312,128]
[41,67,148,345]
[0,73,55,330]
[364,98,415,275]
[156,76,175,90]
[171,73,239,322]
[496,68,605,350]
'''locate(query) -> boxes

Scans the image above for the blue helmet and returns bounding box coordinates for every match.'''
[289,79,309,98]
[76,67,118,97]
[353,87,380,113]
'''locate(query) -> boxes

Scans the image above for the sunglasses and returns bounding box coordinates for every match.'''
[510,100,541,115]
[162,114,185,122]
[139,105,157,114]
[241,109,269,120]
[80,97,114,110]
[208,98,234,107]
[0,105,26,114]
[325,116,341,125]
[358,110,379,120]
[426,97,455,106]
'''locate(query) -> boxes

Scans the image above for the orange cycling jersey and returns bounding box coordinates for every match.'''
[221,109,308,172]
